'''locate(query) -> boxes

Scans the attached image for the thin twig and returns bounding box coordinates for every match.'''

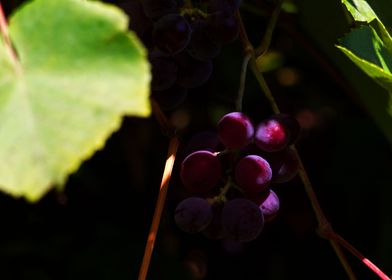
[138,136,180,280]
[236,53,252,111]
[249,58,281,114]
[150,97,176,137]
[236,10,358,280]
[333,233,391,280]
[0,2,21,74]
[255,0,283,58]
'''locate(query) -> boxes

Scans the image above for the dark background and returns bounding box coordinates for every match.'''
[1,0,391,279]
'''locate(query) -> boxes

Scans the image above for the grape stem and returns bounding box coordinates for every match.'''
[254,0,284,57]
[0,2,21,74]
[150,97,177,137]
[235,8,362,280]
[333,233,391,280]
[138,136,180,280]
[240,3,366,111]
[213,177,233,204]
[236,53,251,112]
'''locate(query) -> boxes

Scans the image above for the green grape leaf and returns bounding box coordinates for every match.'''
[0,0,151,201]
[341,0,377,22]
[337,23,392,75]
[336,0,392,143]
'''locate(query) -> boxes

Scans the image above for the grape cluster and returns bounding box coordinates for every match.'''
[175,112,300,242]
[118,0,241,110]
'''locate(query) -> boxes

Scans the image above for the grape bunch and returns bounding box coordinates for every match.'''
[175,112,301,242]
[118,0,241,110]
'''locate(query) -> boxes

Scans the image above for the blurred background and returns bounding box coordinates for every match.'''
[1,0,391,279]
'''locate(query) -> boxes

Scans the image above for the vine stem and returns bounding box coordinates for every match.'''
[138,136,180,280]
[235,9,360,280]
[333,233,391,280]
[236,53,251,111]
[0,2,21,74]
[150,97,176,137]
[254,0,283,57]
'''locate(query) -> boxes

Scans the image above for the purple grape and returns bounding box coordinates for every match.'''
[245,189,271,205]
[234,155,272,194]
[217,112,254,149]
[186,19,221,61]
[202,204,227,239]
[180,150,222,194]
[255,114,300,152]
[221,198,264,242]
[149,52,178,91]
[274,114,301,144]
[152,14,192,55]
[175,52,213,88]
[266,148,299,183]
[141,0,177,19]
[259,190,280,222]
[151,84,187,110]
[255,117,289,152]
[175,197,213,233]
[206,11,239,45]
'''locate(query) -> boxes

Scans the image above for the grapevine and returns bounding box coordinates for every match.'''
[0,1,391,280]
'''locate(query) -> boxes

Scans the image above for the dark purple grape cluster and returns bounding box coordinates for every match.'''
[118,0,241,110]
[175,112,301,242]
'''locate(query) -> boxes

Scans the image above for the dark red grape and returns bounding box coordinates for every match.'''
[259,190,280,222]
[217,112,254,149]
[175,52,213,88]
[180,150,222,194]
[221,198,264,242]
[255,117,290,152]
[152,14,192,55]
[255,114,301,152]
[175,197,213,233]
[234,155,272,194]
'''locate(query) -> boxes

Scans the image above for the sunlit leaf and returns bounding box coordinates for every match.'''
[0,0,151,201]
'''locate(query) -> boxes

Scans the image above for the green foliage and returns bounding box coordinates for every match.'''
[337,0,392,137]
[341,0,377,22]
[0,0,151,201]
